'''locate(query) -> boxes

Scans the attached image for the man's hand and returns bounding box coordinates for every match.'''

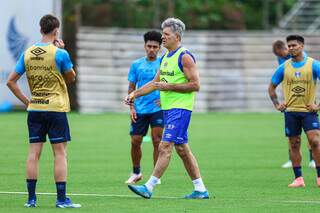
[124,92,135,105]
[53,39,65,49]
[130,106,138,123]
[275,103,286,112]
[306,103,320,112]
[154,82,171,91]
[154,99,161,107]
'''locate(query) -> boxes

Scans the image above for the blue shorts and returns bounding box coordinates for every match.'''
[284,111,320,137]
[27,111,71,143]
[130,110,164,136]
[162,108,192,145]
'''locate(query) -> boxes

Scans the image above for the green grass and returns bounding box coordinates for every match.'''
[1,112,320,212]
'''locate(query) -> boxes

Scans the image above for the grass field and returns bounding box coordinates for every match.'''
[1,112,320,212]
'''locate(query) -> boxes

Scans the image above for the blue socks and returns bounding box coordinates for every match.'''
[56,182,66,202]
[293,166,302,178]
[133,166,141,174]
[316,167,320,177]
[26,179,37,200]
[309,149,313,162]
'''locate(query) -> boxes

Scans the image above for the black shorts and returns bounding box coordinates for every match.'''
[27,111,71,143]
[284,111,320,137]
[130,110,164,136]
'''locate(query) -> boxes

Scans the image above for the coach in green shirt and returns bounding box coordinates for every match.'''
[125,17,209,199]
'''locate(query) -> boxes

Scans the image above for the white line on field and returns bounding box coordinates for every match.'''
[1,191,320,204]
[0,191,181,199]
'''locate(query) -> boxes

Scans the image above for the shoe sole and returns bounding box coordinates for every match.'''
[288,184,305,188]
[125,175,143,184]
[128,185,151,199]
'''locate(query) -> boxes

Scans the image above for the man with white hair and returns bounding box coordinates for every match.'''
[125,17,209,199]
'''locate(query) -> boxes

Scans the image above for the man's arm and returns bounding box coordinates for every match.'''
[63,69,76,84]
[154,53,200,92]
[268,82,286,112]
[6,72,29,106]
[268,83,280,106]
[128,81,137,122]
[124,71,160,105]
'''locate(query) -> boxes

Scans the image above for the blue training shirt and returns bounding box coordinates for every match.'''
[271,54,320,86]
[15,42,73,75]
[128,56,161,114]
[277,54,291,65]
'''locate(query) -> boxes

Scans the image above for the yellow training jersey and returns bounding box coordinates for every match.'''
[24,44,70,112]
[282,57,316,112]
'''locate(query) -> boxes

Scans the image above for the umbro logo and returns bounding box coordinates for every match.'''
[160,78,168,83]
[292,86,305,94]
[31,47,46,57]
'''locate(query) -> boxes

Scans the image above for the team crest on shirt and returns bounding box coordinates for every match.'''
[294,71,302,78]
[163,62,168,68]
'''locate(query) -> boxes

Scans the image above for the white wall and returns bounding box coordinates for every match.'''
[0,0,61,107]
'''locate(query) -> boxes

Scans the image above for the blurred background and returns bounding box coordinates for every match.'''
[1,0,320,113]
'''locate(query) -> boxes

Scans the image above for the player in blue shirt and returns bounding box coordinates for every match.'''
[272,40,315,169]
[125,31,164,184]
[6,15,80,208]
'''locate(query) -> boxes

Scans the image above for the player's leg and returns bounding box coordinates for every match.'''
[174,143,208,198]
[307,142,315,168]
[25,143,43,207]
[281,141,292,168]
[305,129,320,186]
[126,113,149,184]
[128,141,174,198]
[285,112,304,187]
[303,112,320,185]
[48,112,80,208]
[25,112,46,207]
[150,110,164,167]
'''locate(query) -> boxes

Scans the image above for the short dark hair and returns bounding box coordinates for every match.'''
[40,14,60,34]
[286,34,304,44]
[272,40,286,54]
[144,31,162,45]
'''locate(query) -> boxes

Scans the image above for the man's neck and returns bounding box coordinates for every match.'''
[147,56,156,61]
[167,43,181,52]
[292,53,304,62]
[41,35,55,44]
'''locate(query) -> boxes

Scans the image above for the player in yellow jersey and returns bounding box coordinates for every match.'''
[272,40,315,169]
[6,14,80,208]
[269,35,320,187]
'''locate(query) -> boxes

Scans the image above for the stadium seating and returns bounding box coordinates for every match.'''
[77,28,320,112]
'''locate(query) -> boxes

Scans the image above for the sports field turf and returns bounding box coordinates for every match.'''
[1,112,320,212]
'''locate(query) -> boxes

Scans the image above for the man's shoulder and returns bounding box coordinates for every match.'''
[132,57,146,65]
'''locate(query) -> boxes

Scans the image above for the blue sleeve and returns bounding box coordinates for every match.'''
[312,60,320,80]
[271,64,285,85]
[55,48,73,73]
[160,54,165,64]
[128,63,137,83]
[178,50,196,72]
[14,53,25,75]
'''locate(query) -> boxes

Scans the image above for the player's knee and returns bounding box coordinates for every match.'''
[53,147,67,158]
[27,153,40,162]
[131,136,142,146]
[309,138,320,149]
[158,143,172,158]
[290,138,301,150]
[152,136,161,146]
[175,146,188,159]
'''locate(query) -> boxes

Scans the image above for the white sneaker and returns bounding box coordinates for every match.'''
[281,160,292,168]
[308,160,316,169]
[156,179,161,185]
[125,173,142,184]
